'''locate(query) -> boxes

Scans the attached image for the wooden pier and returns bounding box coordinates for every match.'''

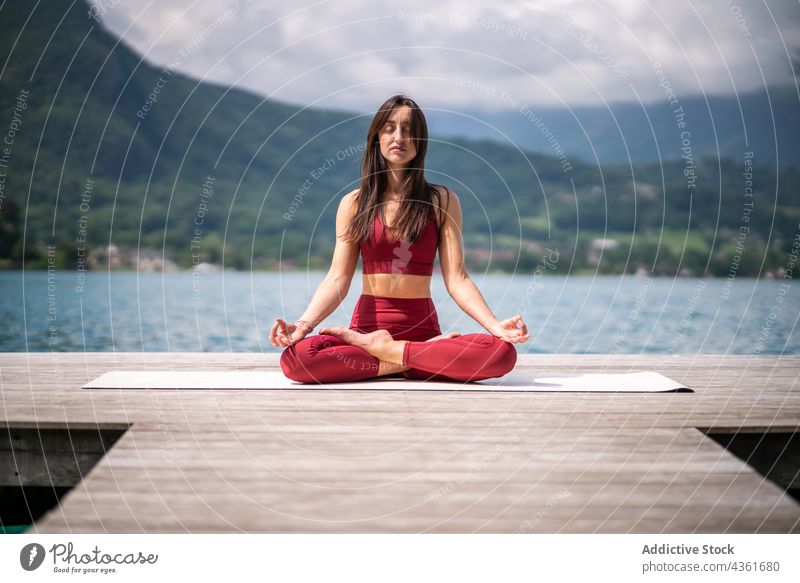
[1,353,798,533]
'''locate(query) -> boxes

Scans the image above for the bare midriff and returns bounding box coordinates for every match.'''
[362,273,432,298]
[361,199,434,299]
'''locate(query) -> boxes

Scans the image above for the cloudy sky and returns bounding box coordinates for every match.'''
[90,0,800,113]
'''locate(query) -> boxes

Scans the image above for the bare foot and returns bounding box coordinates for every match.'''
[378,360,408,376]
[319,326,405,364]
[318,326,392,352]
[425,332,461,342]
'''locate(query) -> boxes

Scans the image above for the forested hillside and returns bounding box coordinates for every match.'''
[0,0,797,276]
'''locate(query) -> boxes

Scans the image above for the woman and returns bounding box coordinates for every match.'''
[271,94,530,383]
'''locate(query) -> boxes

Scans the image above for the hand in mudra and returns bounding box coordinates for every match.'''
[269,318,310,347]
[489,315,531,343]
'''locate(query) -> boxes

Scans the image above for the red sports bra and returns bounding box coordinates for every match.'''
[360,210,439,276]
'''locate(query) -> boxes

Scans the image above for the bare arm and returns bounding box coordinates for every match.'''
[437,188,530,343]
[269,191,359,346]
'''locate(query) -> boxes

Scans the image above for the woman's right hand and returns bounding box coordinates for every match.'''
[269,318,308,347]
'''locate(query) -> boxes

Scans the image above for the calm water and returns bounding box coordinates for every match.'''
[0,271,796,354]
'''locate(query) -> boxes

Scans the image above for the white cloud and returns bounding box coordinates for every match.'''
[90,0,800,112]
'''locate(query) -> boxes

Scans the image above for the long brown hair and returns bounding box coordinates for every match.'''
[342,94,448,244]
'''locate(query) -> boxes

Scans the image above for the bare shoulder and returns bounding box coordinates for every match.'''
[434,184,459,204]
[343,188,359,204]
[431,185,459,227]
[339,189,360,216]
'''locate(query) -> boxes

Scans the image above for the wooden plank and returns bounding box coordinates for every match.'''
[0,353,797,533]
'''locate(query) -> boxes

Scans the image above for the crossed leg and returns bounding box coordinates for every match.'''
[306,327,516,383]
[400,333,518,382]
[279,333,384,384]
[279,330,466,384]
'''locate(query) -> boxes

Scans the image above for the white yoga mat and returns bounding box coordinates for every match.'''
[82,371,691,392]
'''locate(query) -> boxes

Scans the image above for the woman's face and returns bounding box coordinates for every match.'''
[378,105,417,168]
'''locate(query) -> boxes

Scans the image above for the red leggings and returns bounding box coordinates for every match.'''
[280,294,517,384]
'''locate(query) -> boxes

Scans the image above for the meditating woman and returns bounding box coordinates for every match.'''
[270,94,530,383]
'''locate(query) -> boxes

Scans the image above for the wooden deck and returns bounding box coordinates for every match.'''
[1,352,798,533]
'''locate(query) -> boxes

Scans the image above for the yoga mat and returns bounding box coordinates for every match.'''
[82,371,691,392]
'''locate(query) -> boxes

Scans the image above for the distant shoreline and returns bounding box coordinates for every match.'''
[0,268,785,280]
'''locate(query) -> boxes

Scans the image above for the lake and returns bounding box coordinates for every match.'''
[0,271,796,354]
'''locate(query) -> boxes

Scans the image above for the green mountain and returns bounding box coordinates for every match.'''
[0,0,798,276]
[428,85,800,166]
[0,0,365,266]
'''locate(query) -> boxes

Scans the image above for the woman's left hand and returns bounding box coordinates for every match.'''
[488,315,531,343]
